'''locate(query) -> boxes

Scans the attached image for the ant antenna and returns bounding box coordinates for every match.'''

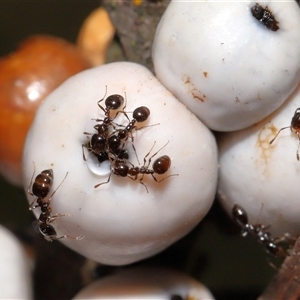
[269,126,290,145]
[144,141,170,167]
[48,172,69,202]
[270,108,300,161]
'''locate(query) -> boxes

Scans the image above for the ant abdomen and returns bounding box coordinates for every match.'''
[152,155,171,175]
[232,204,248,227]
[104,94,124,110]
[32,169,53,198]
[133,106,150,122]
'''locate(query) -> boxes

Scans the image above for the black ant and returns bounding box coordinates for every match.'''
[251,3,279,31]
[82,88,131,161]
[28,166,84,242]
[232,204,288,257]
[109,106,152,163]
[269,108,300,160]
[95,86,130,131]
[95,141,178,192]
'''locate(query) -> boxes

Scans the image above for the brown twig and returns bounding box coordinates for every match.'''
[258,236,300,300]
[103,0,170,71]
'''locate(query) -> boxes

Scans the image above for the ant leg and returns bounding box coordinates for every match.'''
[97,85,108,114]
[83,131,92,136]
[296,132,300,160]
[94,171,112,188]
[93,118,103,123]
[47,172,69,202]
[269,126,290,144]
[29,201,43,210]
[131,142,140,165]
[137,174,149,193]
[45,234,84,242]
[124,131,140,165]
[268,259,279,271]
[27,161,36,197]
[82,143,89,161]
[147,141,170,167]
[47,213,74,223]
[273,233,296,245]
[143,141,157,167]
[114,91,130,122]
[29,202,40,210]
[254,202,264,226]
[136,123,160,132]
[28,162,39,209]
[139,180,149,193]
[151,173,179,184]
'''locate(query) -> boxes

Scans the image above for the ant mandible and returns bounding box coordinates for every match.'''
[269,108,300,160]
[28,164,84,242]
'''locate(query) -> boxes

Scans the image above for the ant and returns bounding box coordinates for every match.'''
[109,106,152,164]
[170,295,185,300]
[95,141,178,192]
[82,88,131,161]
[28,166,83,242]
[95,87,130,131]
[269,108,300,160]
[232,204,289,257]
[251,3,279,31]
[82,128,131,163]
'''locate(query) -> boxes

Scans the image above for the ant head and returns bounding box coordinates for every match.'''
[114,163,129,177]
[91,134,107,153]
[114,149,129,160]
[108,135,121,151]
